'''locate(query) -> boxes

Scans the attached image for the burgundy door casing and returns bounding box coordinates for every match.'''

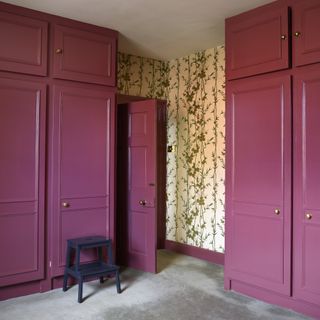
[225,74,292,295]
[293,0,320,67]
[50,84,115,276]
[52,24,116,86]
[293,66,320,305]
[0,11,48,76]
[226,2,289,80]
[0,77,46,287]
[126,100,157,273]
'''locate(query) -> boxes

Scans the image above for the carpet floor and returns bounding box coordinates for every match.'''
[0,250,311,320]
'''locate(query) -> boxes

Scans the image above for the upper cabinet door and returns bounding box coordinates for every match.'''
[52,25,116,86]
[0,11,48,76]
[293,0,320,67]
[226,3,289,80]
[293,65,320,305]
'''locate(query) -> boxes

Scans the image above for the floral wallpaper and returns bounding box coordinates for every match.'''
[117,47,225,253]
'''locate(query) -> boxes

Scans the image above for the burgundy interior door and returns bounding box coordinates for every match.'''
[50,84,114,276]
[226,74,291,295]
[127,100,157,273]
[293,0,320,67]
[52,24,116,86]
[0,11,48,76]
[293,66,320,305]
[0,77,46,287]
[226,2,289,79]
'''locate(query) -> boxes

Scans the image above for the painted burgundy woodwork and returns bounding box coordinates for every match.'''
[226,2,289,80]
[116,99,166,271]
[52,24,116,86]
[0,2,117,300]
[293,0,320,67]
[0,77,46,287]
[50,84,115,277]
[293,66,320,306]
[226,74,292,295]
[127,100,157,273]
[0,11,48,76]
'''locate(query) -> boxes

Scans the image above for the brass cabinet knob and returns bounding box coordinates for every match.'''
[275,209,280,215]
[139,200,146,206]
[55,48,63,54]
[281,35,287,40]
[62,202,70,208]
[305,213,312,220]
[294,31,301,37]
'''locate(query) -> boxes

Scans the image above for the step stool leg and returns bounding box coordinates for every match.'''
[63,271,68,292]
[78,277,83,303]
[115,270,121,294]
[63,245,72,291]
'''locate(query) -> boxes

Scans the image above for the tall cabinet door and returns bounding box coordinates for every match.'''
[226,74,291,295]
[293,66,320,305]
[0,77,46,287]
[50,84,115,276]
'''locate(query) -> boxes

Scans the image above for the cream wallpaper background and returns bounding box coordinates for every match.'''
[117,47,225,253]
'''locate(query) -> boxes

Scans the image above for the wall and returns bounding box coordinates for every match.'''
[117,47,225,253]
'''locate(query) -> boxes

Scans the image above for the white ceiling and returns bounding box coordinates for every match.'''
[3,0,273,60]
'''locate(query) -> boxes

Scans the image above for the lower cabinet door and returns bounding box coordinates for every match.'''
[49,84,115,276]
[0,77,46,287]
[293,66,320,306]
[226,74,292,295]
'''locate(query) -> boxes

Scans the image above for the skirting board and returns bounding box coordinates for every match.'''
[164,240,224,265]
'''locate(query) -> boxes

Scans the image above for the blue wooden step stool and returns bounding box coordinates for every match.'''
[62,236,121,303]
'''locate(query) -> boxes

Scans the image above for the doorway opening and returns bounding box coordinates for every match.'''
[115,94,167,273]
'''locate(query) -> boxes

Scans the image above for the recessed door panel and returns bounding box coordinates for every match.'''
[293,0,320,67]
[227,74,291,295]
[0,78,46,286]
[51,84,114,276]
[0,11,48,76]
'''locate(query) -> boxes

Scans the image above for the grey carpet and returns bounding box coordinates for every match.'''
[0,250,311,320]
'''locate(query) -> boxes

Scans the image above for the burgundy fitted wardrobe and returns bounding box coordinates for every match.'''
[225,0,320,318]
[0,2,117,299]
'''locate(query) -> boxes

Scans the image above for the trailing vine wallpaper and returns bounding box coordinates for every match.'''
[117,47,225,253]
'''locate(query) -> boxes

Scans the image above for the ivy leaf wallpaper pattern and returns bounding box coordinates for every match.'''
[117,47,225,253]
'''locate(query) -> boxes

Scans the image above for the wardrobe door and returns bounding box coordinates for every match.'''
[52,24,116,86]
[293,0,320,67]
[50,84,115,276]
[294,66,320,305]
[226,74,291,295]
[0,11,48,76]
[0,77,46,287]
[226,2,289,80]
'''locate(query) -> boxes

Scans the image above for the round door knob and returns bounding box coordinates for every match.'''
[294,31,301,37]
[305,213,312,220]
[281,35,287,40]
[139,200,146,206]
[275,209,280,215]
[55,48,63,54]
[62,202,70,208]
